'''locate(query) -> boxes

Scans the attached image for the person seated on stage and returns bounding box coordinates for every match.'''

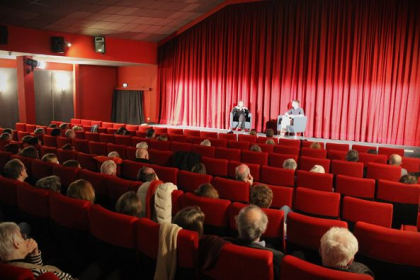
[4,159,28,182]
[35,175,61,193]
[265,139,276,145]
[0,132,12,141]
[116,191,143,218]
[388,154,408,176]
[235,164,253,186]
[137,166,159,182]
[65,129,75,139]
[320,227,374,277]
[200,139,211,146]
[194,183,219,199]
[309,142,322,149]
[310,165,325,173]
[115,127,129,135]
[231,100,249,131]
[399,174,418,184]
[191,162,207,175]
[173,206,205,237]
[62,160,81,169]
[51,128,61,137]
[61,143,75,150]
[41,153,59,164]
[250,144,262,152]
[146,128,156,139]
[0,222,75,279]
[265,129,274,138]
[136,142,149,149]
[67,179,95,204]
[100,160,117,176]
[135,148,152,164]
[59,123,69,130]
[249,129,257,136]
[345,149,359,162]
[19,146,39,159]
[156,135,168,141]
[283,158,297,170]
[280,99,305,136]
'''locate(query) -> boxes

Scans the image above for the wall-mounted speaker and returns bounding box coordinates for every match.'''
[51,36,65,53]
[0,25,8,44]
[94,36,105,54]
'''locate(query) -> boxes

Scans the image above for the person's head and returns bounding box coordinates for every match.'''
[116,191,142,218]
[48,124,57,128]
[236,205,268,242]
[250,144,262,152]
[21,135,32,144]
[136,148,149,160]
[238,100,244,108]
[265,139,275,145]
[310,165,325,173]
[292,99,300,109]
[156,135,168,141]
[26,136,40,146]
[51,128,61,136]
[399,174,418,184]
[249,129,257,136]
[41,153,59,164]
[345,150,359,162]
[0,222,29,261]
[283,158,297,170]
[3,144,19,154]
[116,127,128,135]
[0,133,12,141]
[320,227,358,269]
[265,129,274,138]
[100,160,117,176]
[19,146,39,159]
[61,143,74,150]
[59,123,69,130]
[63,160,81,168]
[137,166,157,182]
[309,142,322,149]
[191,163,207,175]
[136,142,148,149]
[367,149,377,154]
[34,128,45,135]
[250,184,273,208]
[67,179,95,203]
[146,128,155,139]
[107,151,120,158]
[90,125,99,133]
[194,183,219,199]
[35,175,61,192]
[4,159,27,182]
[389,154,403,166]
[72,126,83,131]
[235,164,252,184]
[200,139,211,146]
[173,206,205,237]
[65,129,75,139]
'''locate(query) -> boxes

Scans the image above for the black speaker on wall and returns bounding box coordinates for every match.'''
[0,25,8,44]
[51,36,65,53]
[94,36,105,54]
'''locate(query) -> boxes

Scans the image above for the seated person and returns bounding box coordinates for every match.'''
[41,153,59,164]
[173,206,205,237]
[309,142,322,149]
[67,179,95,203]
[34,128,45,135]
[194,183,219,199]
[399,174,418,184]
[200,139,211,146]
[320,227,374,277]
[4,159,28,182]
[250,144,262,152]
[310,165,325,173]
[107,151,123,164]
[51,128,61,136]
[62,160,81,168]
[265,139,276,145]
[35,175,61,193]
[346,150,359,162]
[100,160,117,176]
[280,100,305,135]
[367,149,377,154]
[115,127,129,135]
[136,142,148,149]
[0,132,12,141]
[116,191,143,218]
[191,163,207,175]
[235,164,253,185]
[137,166,159,182]
[65,129,75,139]
[59,123,69,130]
[156,135,168,141]
[3,143,20,154]
[265,129,274,138]
[135,148,152,164]
[389,154,408,176]
[61,143,75,150]
[48,124,57,128]
[283,158,297,170]
[249,129,257,136]
[72,126,83,132]
[0,222,74,279]
[146,128,155,139]
[231,101,249,130]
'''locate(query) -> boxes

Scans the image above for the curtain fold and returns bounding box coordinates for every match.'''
[158,0,420,146]
[111,90,145,124]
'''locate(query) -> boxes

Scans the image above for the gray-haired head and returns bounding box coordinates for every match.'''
[235,205,268,242]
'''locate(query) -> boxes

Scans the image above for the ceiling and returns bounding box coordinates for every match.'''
[0,0,224,42]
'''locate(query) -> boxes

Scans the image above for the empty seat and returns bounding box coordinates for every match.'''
[331,160,364,178]
[101,122,114,128]
[0,177,21,220]
[183,129,200,137]
[218,133,237,141]
[378,147,404,157]
[327,150,347,161]
[168,134,187,142]
[88,141,107,156]
[260,166,295,187]
[153,127,167,135]
[366,163,401,182]
[200,131,218,139]
[15,122,27,131]
[80,120,92,126]
[296,170,333,192]
[238,134,257,143]
[167,128,183,135]
[192,144,215,158]
[177,170,212,192]
[401,157,420,173]
[242,150,269,165]
[299,156,331,173]
[72,139,89,153]
[335,175,376,200]
[258,143,274,153]
[150,164,178,184]
[228,161,261,182]
[76,152,97,171]
[326,143,349,151]
[31,159,55,182]
[112,123,125,129]
[148,149,172,166]
[56,149,77,163]
[125,124,139,131]
[121,160,147,180]
[25,124,38,133]
[279,138,300,147]
[135,131,147,137]
[0,151,12,173]
[273,145,300,156]
[358,153,387,167]
[43,135,58,147]
[149,139,171,151]
[56,136,71,148]
[267,185,294,208]
[201,157,228,177]
[85,132,100,142]
[294,187,340,219]
[99,133,115,144]
[215,147,241,161]
[268,153,298,168]
[211,177,250,203]
[106,143,126,159]
[171,142,192,153]
[227,140,250,150]
[114,135,132,146]
[352,144,376,153]
[354,221,420,280]
[125,146,137,161]
[300,147,327,159]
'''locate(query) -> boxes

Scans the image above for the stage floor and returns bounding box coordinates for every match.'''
[151,124,420,158]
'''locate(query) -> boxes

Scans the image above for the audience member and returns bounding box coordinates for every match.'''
[116,191,143,218]
[265,139,276,145]
[389,154,408,176]
[19,146,39,159]
[399,174,418,184]
[346,149,359,162]
[4,159,28,182]
[194,183,219,199]
[72,126,83,132]
[250,144,262,152]
[283,158,297,170]
[115,127,129,135]
[61,143,75,150]
[310,165,325,173]
[0,222,74,279]
[21,135,33,144]
[235,164,253,185]
[65,129,75,139]
[320,227,374,276]
[67,179,95,203]
[51,128,61,136]
[3,143,19,154]
[100,160,117,176]
[41,153,59,164]
[137,166,158,182]
[35,175,61,192]
[156,135,168,141]
[0,132,12,141]
[136,142,148,149]
[249,129,257,136]
[59,123,69,130]
[146,128,155,139]
[33,128,45,135]
[3,128,12,134]
[48,124,57,128]
[135,148,152,164]
[26,136,41,147]
[265,129,274,138]
[200,139,211,146]
[62,160,81,168]
[191,163,207,175]
[173,206,205,237]
[367,149,377,154]
[309,142,322,149]
[250,184,292,222]
[107,151,123,164]
[90,125,99,133]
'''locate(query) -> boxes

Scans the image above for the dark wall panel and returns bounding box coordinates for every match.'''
[34,69,53,126]
[0,68,19,129]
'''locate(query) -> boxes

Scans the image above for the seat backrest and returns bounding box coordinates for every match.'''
[56,149,77,163]
[121,160,147,180]
[358,152,387,167]
[148,149,172,166]
[201,157,228,177]
[168,134,187,143]
[335,175,375,200]
[215,147,241,161]
[49,192,90,231]
[77,169,108,196]
[300,147,328,159]
[187,136,207,145]
[227,140,250,150]
[150,164,178,184]
[258,143,274,153]
[242,150,269,165]
[0,176,20,206]
[0,151,12,172]
[52,164,79,192]
[218,133,237,141]
[153,127,167,134]
[200,131,218,139]
[43,134,58,147]
[261,166,295,187]
[207,138,227,148]
[104,176,141,201]
[299,156,331,173]
[167,128,184,135]
[280,255,373,280]
[378,147,404,157]
[99,133,115,144]
[114,135,132,146]
[279,138,300,147]
[81,120,92,126]
[267,185,294,208]
[177,170,212,192]
[401,157,420,173]
[126,146,137,161]
[327,150,348,161]
[0,262,35,280]
[76,152,97,171]
[106,143,126,159]
[352,144,375,154]
[17,183,50,218]
[149,139,171,151]
[294,187,340,219]
[366,163,401,182]
[31,159,55,181]
[72,138,89,153]
[192,144,215,158]
[171,141,192,153]
[273,145,300,156]
[342,196,393,231]
[102,122,114,128]
[88,141,107,156]
[85,132,100,142]
[183,129,200,137]
[326,143,349,151]
[238,134,257,143]
[301,141,325,149]
[296,170,333,192]
[331,160,364,178]
[211,177,250,203]
[131,137,150,147]
[268,153,298,168]
[228,160,261,182]
[257,137,278,144]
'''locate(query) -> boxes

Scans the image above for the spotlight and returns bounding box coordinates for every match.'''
[25,58,47,71]
[66,42,72,47]
[122,83,128,88]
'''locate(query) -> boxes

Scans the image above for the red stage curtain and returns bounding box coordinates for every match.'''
[158,0,420,146]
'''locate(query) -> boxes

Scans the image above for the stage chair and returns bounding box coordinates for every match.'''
[228,160,261,182]
[296,170,333,192]
[334,175,375,200]
[268,153,298,168]
[211,177,250,203]
[326,143,349,151]
[277,115,307,137]
[366,163,401,182]
[260,166,295,187]
[331,160,364,178]
[378,147,404,157]
[230,112,252,130]
[227,140,250,150]
[177,170,212,192]
[201,157,228,177]
[299,156,331,173]
[242,150,269,165]
[294,187,340,219]
[215,147,241,161]
[300,147,327,159]
[273,145,299,156]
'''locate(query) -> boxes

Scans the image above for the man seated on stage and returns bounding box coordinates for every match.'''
[280,100,305,136]
[231,100,249,130]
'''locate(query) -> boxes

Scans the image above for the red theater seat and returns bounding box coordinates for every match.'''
[17,131,30,141]
[215,147,241,161]
[260,166,295,187]
[49,192,90,231]
[228,161,260,182]
[201,157,228,177]
[56,149,77,163]
[131,137,150,147]
[0,151,12,171]
[104,176,141,202]
[88,141,107,156]
[148,149,172,166]
[401,157,420,173]
[273,145,299,156]
[331,160,364,178]
[52,164,79,192]
[358,152,387,167]
[31,159,55,182]
[177,170,212,192]
[106,143,126,159]
[112,123,125,129]
[153,127,167,134]
[279,138,300,147]
[114,135,132,146]
[268,153,298,168]
[267,185,294,208]
[17,183,50,219]
[80,120,91,126]
[167,128,183,135]
[135,131,147,137]
[85,132,100,142]
[150,164,178,184]
[77,169,108,197]
[301,141,325,149]
[40,146,57,157]
[218,133,237,141]
[15,122,27,131]
[212,177,250,203]
[171,141,192,153]
[326,143,349,151]
[121,160,147,180]
[238,134,257,143]
[76,152,97,171]
[186,136,206,145]
[72,139,89,153]
[296,170,333,192]
[207,138,227,148]
[0,177,20,220]
[25,124,37,133]
[378,147,404,157]
[327,150,347,161]
[242,150,268,165]
[183,129,200,137]
[102,122,114,128]
[99,133,115,144]
[56,137,71,148]
[168,134,187,142]
[335,175,375,200]
[258,143,274,153]
[125,146,137,161]
[149,139,171,151]
[43,135,57,147]
[126,124,139,131]
[300,147,327,159]
[227,140,250,150]
[192,144,215,158]
[352,144,376,153]
[294,188,340,219]
[299,156,331,173]
[0,262,36,280]
[200,131,218,139]
[91,121,102,127]
[366,163,401,182]
[257,137,278,144]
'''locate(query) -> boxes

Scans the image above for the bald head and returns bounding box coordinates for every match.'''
[389,154,402,166]
[235,164,253,185]
[137,166,158,182]
[136,148,149,160]
[236,205,268,242]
